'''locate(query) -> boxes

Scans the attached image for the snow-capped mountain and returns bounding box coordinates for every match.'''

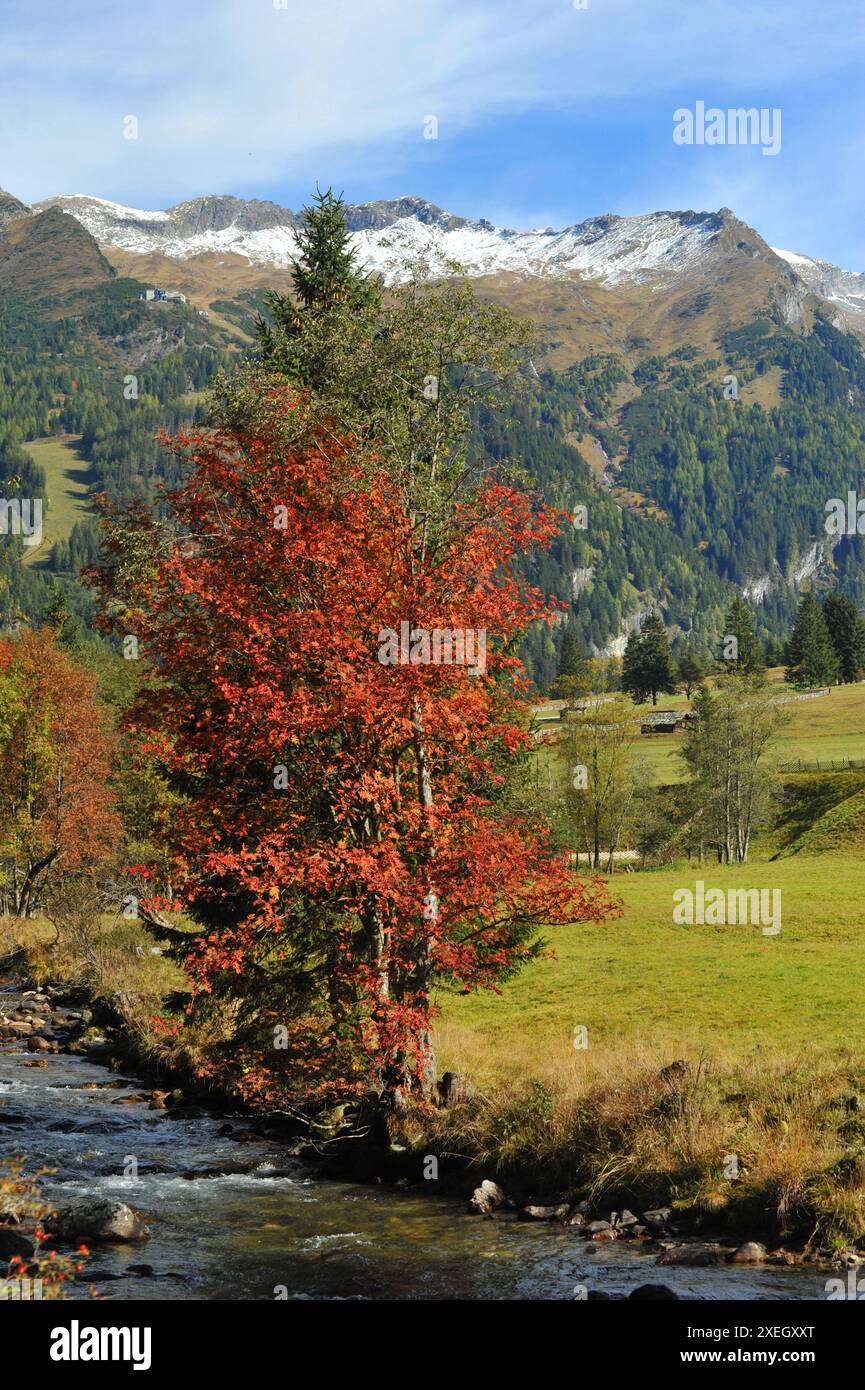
[34,193,781,289]
[771,245,865,318]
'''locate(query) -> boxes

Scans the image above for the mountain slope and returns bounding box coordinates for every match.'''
[0,205,115,304]
[5,184,865,690]
[38,192,814,293]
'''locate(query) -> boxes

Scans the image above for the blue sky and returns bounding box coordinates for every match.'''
[2,0,864,265]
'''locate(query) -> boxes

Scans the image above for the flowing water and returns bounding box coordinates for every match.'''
[0,1037,830,1302]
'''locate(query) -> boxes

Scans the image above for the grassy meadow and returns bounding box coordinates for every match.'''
[421,678,865,1243]
[436,852,865,1083]
[22,434,92,567]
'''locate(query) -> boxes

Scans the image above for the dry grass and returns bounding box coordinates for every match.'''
[425,1045,865,1246]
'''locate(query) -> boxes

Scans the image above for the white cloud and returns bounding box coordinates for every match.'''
[1,0,863,207]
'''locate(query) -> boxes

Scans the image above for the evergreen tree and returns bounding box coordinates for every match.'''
[822,591,865,684]
[42,581,83,652]
[719,595,763,674]
[551,624,587,699]
[255,186,380,385]
[786,592,839,688]
[622,629,647,704]
[622,612,677,706]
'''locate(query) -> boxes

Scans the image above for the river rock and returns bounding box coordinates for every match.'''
[617,1209,640,1228]
[657,1242,726,1267]
[0,1227,35,1260]
[641,1207,673,1231]
[50,1199,150,1244]
[729,1241,768,1264]
[518,1203,570,1222]
[469,1179,509,1215]
[629,1283,678,1299]
[585,1219,614,1236]
[26,1036,53,1052]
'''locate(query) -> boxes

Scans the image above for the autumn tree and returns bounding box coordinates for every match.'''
[0,628,120,916]
[680,675,786,863]
[677,648,704,699]
[101,390,619,1108]
[561,694,647,871]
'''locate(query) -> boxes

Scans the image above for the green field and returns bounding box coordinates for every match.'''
[21,434,93,567]
[436,850,865,1080]
[535,679,865,787]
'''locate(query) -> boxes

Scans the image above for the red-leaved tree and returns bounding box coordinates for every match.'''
[99,388,619,1106]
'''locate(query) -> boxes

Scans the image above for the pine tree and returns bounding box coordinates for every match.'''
[786,592,839,688]
[822,592,865,684]
[551,624,587,699]
[622,629,647,704]
[256,186,380,382]
[42,581,82,652]
[622,612,677,706]
[719,595,763,674]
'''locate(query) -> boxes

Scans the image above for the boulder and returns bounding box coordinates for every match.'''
[629,1283,678,1300]
[49,1199,149,1244]
[469,1179,509,1215]
[518,1204,570,1222]
[26,1036,53,1053]
[585,1219,614,1235]
[641,1207,673,1232]
[0,1227,35,1260]
[729,1241,768,1264]
[657,1243,726,1267]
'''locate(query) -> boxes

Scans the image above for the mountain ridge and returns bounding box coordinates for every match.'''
[29,190,859,302]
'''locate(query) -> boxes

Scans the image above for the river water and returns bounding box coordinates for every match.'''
[0,1040,830,1302]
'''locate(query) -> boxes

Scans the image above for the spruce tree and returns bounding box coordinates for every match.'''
[622,629,648,704]
[786,592,839,688]
[256,186,380,384]
[622,612,677,706]
[719,595,763,675]
[42,582,82,652]
[822,592,865,684]
[639,611,678,705]
[552,624,587,699]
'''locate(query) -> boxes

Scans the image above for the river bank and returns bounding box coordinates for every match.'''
[0,972,847,1300]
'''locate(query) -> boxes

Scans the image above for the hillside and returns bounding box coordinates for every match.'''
[3,187,865,691]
